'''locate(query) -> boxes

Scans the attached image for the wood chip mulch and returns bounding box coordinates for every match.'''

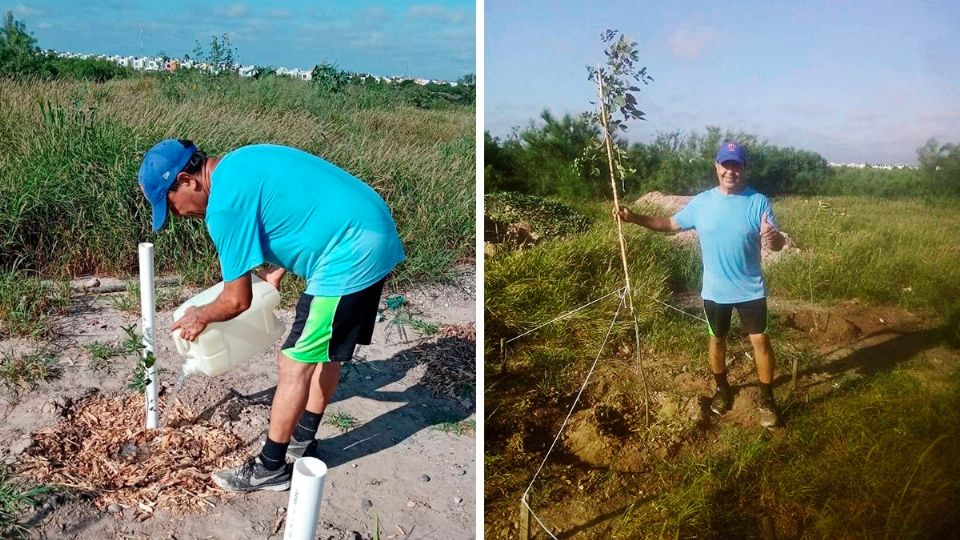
[19,392,246,520]
[417,323,476,401]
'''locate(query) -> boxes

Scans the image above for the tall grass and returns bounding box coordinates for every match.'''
[0,76,474,335]
[768,197,960,320]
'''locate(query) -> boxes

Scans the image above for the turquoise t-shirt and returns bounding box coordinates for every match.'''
[672,187,778,304]
[205,144,405,296]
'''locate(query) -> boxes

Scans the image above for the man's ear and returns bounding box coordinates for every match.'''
[175,171,195,189]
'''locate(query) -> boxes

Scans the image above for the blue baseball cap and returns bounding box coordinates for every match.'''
[138,139,196,231]
[716,141,747,166]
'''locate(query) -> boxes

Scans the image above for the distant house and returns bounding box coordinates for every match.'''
[276,67,311,81]
[238,65,258,77]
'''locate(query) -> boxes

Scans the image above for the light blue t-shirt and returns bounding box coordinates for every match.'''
[672,187,778,304]
[205,144,405,297]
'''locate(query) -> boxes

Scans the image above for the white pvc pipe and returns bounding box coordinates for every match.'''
[283,457,328,540]
[138,243,159,430]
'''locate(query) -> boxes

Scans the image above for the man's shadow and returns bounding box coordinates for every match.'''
[200,336,475,468]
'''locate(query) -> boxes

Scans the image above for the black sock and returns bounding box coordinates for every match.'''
[292,410,323,442]
[259,437,288,470]
[760,382,775,401]
[713,371,730,390]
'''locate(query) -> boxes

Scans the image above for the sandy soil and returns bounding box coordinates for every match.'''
[1,271,476,539]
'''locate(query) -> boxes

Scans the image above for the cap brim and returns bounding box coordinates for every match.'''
[717,156,746,166]
[150,197,169,232]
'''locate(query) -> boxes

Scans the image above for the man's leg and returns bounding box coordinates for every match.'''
[289,278,384,454]
[267,351,317,444]
[748,333,775,385]
[708,335,727,376]
[739,298,780,427]
[704,300,734,414]
[306,360,342,414]
[288,361,342,446]
[210,349,311,492]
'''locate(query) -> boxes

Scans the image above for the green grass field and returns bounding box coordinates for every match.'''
[0,75,474,338]
[484,194,960,538]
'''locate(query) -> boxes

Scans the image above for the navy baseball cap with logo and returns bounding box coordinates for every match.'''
[716,141,747,166]
[138,139,196,231]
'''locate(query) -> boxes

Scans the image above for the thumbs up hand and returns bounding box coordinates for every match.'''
[760,212,783,250]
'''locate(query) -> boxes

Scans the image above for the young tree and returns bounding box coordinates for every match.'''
[0,11,40,75]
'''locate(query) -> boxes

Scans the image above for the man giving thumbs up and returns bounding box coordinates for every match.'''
[615,141,785,427]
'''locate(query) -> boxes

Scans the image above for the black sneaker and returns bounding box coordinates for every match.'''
[710,386,734,415]
[758,395,780,428]
[211,455,292,492]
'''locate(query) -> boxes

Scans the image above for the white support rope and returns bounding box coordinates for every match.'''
[506,287,626,344]
[505,288,706,348]
[520,292,626,538]
[522,497,560,540]
[646,294,708,323]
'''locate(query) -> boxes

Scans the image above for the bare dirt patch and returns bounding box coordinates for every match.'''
[2,271,476,539]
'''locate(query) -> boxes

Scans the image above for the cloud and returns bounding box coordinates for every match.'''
[265,8,293,19]
[12,3,40,16]
[669,27,716,60]
[406,4,469,25]
[354,6,388,32]
[223,3,248,18]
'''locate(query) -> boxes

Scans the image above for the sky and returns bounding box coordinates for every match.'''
[4,0,475,81]
[486,0,960,164]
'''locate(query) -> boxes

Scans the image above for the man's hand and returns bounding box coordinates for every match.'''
[171,306,207,342]
[761,212,784,251]
[613,206,636,224]
[257,265,286,290]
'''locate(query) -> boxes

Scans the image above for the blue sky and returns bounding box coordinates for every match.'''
[486,0,960,164]
[5,1,475,80]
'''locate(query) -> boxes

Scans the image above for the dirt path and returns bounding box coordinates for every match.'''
[1,272,476,539]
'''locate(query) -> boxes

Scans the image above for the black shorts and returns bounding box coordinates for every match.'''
[280,278,386,363]
[703,297,768,337]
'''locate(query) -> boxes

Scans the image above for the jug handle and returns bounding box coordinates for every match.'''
[172,328,190,355]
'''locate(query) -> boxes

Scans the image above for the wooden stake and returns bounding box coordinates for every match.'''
[791,355,799,393]
[520,499,531,540]
[595,66,650,426]
[499,338,507,374]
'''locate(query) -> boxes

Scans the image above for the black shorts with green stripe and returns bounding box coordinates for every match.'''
[703,297,768,337]
[281,278,387,363]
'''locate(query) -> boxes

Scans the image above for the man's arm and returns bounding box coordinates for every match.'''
[614,206,680,232]
[172,273,253,341]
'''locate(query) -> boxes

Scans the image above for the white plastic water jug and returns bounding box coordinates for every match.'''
[172,275,287,377]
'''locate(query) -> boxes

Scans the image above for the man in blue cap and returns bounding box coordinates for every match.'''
[615,141,785,428]
[138,139,405,491]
